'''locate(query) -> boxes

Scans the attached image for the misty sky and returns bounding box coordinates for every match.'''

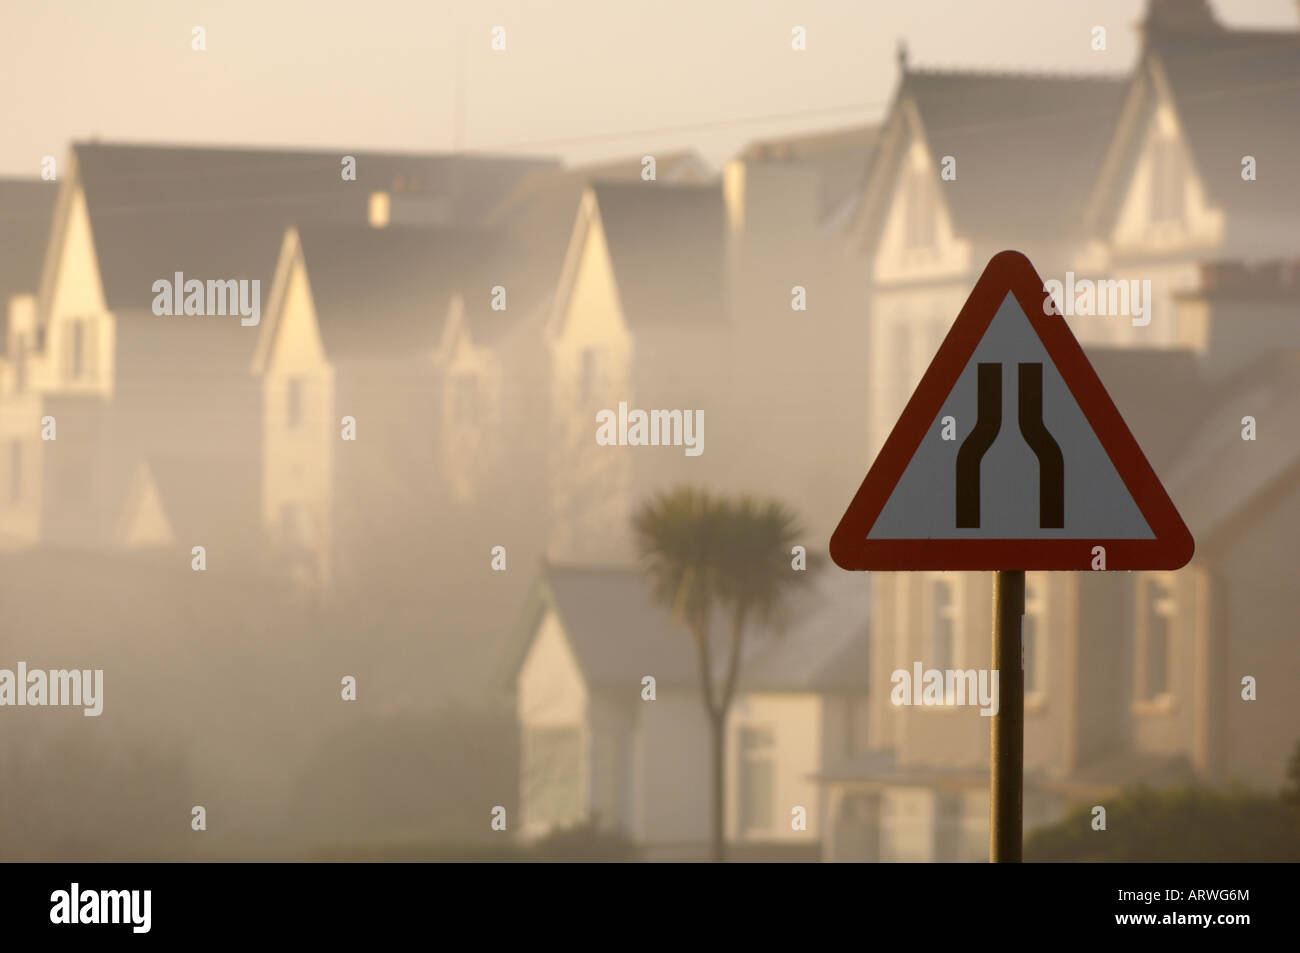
[3,0,1295,176]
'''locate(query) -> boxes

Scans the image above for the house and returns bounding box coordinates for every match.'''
[544,182,730,564]
[6,142,552,555]
[506,562,869,859]
[1081,0,1300,346]
[823,0,1300,861]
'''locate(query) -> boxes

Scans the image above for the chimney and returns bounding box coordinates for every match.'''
[368,191,390,229]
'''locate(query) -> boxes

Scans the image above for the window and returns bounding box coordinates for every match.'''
[904,166,935,249]
[1150,137,1185,224]
[577,347,599,405]
[286,378,303,430]
[524,726,583,829]
[738,725,775,834]
[1137,576,1175,702]
[1023,573,1047,700]
[15,339,27,392]
[928,576,958,673]
[69,320,86,380]
[8,441,21,504]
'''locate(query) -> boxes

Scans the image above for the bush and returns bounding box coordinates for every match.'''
[1026,783,1300,862]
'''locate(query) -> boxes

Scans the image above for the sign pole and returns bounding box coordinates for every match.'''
[990,569,1024,862]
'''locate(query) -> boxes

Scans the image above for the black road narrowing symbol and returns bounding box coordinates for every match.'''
[954,362,1064,529]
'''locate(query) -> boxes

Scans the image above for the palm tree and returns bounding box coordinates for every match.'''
[633,487,817,862]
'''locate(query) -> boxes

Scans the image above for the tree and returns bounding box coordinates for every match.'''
[633,487,816,862]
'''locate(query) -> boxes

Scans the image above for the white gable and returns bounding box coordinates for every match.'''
[518,608,588,727]
[1110,101,1223,253]
[117,463,174,548]
[872,117,971,285]
[47,184,107,321]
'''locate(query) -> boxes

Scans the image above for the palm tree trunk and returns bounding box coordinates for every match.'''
[710,710,727,863]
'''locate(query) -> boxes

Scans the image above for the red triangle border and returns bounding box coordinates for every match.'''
[830,250,1195,571]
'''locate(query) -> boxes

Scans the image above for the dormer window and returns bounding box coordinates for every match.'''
[68,319,86,380]
[904,166,936,248]
[1150,137,1185,224]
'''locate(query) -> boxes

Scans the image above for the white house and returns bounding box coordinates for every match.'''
[506,562,870,860]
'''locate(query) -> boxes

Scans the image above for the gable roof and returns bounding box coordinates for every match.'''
[505,561,868,695]
[290,223,507,361]
[1086,9,1300,237]
[738,570,870,693]
[52,143,554,361]
[0,178,56,339]
[852,68,1127,255]
[587,182,728,329]
[488,153,713,331]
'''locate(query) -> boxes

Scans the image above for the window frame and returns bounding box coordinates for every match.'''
[1023,571,1048,711]
[1134,573,1177,712]
[737,723,776,835]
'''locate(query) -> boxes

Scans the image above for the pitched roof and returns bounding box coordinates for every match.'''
[590,182,727,328]
[851,67,1127,254]
[61,143,554,360]
[487,153,712,324]
[0,178,56,338]
[1152,29,1300,225]
[740,124,881,220]
[904,70,1128,241]
[738,570,870,693]
[291,224,507,360]
[536,564,705,687]
[1085,10,1300,238]
[507,561,867,694]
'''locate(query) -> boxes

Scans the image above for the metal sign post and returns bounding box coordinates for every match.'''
[990,569,1024,863]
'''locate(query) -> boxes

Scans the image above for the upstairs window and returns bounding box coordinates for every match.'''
[69,320,86,380]
[1137,575,1175,702]
[1023,573,1048,700]
[927,576,958,673]
[904,167,936,249]
[1150,137,1185,224]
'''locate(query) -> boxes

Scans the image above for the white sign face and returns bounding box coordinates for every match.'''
[868,292,1153,540]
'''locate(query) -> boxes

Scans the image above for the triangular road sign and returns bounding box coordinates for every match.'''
[831,251,1194,571]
